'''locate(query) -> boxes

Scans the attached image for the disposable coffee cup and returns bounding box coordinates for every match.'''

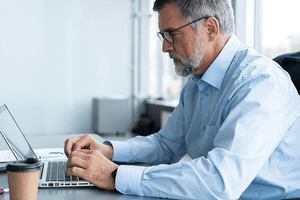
[6,158,42,200]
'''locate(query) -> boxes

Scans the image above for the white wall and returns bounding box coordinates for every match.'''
[0,0,132,135]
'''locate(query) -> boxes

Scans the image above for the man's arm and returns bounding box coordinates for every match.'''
[110,84,190,165]
[112,74,294,199]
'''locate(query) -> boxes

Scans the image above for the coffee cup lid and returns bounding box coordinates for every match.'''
[6,158,42,172]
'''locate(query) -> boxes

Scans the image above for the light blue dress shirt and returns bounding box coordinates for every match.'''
[109,34,300,199]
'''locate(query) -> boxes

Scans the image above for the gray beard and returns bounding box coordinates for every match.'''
[169,36,205,77]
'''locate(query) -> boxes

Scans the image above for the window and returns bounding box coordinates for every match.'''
[260,0,300,58]
[148,0,183,100]
[235,0,300,59]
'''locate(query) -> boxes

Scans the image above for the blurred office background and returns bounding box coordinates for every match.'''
[0,0,299,136]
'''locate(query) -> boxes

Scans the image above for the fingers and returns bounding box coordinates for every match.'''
[64,135,83,156]
[71,134,95,152]
[66,165,86,179]
[66,150,89,168]
[66,149,119,190]
[64,134,95,157]
[66,150,92,179]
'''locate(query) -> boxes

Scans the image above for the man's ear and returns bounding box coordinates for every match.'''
[205,17,220,42]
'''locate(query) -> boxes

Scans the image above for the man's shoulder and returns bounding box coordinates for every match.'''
[229,47,283,83]
[220,47,290,97]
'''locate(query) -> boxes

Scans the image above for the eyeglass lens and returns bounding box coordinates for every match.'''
[157,32,173,44]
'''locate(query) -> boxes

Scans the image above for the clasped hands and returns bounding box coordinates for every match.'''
[64,134,118,190]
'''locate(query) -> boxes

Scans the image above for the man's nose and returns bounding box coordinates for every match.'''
[162,39,174,53]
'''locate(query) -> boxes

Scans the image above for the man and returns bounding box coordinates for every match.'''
[64,0,300,199]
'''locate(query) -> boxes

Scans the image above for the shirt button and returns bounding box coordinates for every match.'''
[203,93,208,98]
[125,189,131,193]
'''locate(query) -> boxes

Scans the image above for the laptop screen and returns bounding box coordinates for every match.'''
[0,104,37,160]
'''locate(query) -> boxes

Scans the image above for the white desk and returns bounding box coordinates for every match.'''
[0,133,155,200]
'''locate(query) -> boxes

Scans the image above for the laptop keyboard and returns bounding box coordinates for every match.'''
[46,161,84,182]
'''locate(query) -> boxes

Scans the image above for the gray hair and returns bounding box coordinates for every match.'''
[153,0,235,36]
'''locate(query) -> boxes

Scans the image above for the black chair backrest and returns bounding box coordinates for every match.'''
[273,51,300,94]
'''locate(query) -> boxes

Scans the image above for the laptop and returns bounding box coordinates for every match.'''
[0,104,93,188]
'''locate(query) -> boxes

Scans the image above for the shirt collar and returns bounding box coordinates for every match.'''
[197,34,241,90]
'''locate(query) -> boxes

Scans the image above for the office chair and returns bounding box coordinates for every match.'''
[273,51,300,94]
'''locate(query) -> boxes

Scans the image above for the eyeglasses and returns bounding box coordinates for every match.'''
[157,16,209,44]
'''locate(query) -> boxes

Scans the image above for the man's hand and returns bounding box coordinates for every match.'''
[66,149,119,190]
[64,134,113,160]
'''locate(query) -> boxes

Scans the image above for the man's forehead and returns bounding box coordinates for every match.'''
[158,3,186,31]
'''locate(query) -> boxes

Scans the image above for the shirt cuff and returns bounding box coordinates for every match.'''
[115,165,145,196]
[103,140,131,162]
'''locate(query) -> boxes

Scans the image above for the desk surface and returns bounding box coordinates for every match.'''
[0,133,155,200]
